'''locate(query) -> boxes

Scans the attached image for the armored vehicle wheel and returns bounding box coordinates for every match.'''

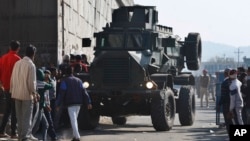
[185,33,202,70]
[78,105,100,130]
[151,89,176,131]
[178,86,195,126]
[111,116,127,125]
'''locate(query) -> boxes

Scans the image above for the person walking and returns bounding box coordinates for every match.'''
[200,69,210,108]
[10,45,39,141]
[46,67,58,120]
[43,69,58,140]
[32,69,51,141]
[228,69,244,125]
[0,40,21,139]
[217,68,232,133]
[56,65,92,141]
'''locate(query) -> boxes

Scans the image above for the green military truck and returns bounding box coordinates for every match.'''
[78,5,202,131]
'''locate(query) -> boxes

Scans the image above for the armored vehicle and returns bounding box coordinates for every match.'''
[79,5,202,131]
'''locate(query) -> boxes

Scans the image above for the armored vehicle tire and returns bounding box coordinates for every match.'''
[151,89,176,131]
[185,33,202,70]
[178,86,195,126]
[78,105,100,130]
[111,116,127,125]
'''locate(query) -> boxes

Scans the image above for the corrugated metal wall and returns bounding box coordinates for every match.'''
[0,0,58,67]
[0,0,57,41]
[0,0,134,67]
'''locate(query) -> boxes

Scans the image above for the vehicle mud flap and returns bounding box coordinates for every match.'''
[178,86,195,126]
[150,89,176,131]
[78,104,100,130]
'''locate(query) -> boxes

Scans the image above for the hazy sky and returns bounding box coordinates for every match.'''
[134,0,250,47]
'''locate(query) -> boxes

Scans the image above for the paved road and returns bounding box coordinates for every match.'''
[53,95,228,141]
[0,95,228,141]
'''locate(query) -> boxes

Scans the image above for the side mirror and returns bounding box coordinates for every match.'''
[82,38,91,47]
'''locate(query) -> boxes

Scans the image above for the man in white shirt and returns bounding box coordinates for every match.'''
[10,45,39,141]
[228,69,244,125]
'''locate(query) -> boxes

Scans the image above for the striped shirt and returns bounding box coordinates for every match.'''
[10,56,36,100]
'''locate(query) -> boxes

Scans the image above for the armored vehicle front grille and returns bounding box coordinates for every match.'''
[103,58,130,86]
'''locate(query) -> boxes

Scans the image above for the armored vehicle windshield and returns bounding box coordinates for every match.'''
[95,32,145,50]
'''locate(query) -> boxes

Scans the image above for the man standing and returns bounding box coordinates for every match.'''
[228,69,244,125]
[0,40,21,139]
[200,69,210,108]
[217,68,232,133]
[10,45,38,141]
[56,65,92,141]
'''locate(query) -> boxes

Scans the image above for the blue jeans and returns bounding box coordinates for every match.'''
[33,108,48,141]
[44,108,57,139]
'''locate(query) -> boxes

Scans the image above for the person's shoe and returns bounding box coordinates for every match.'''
[0,133,10,138]
[29,134,38,141]
[11,134,18,139]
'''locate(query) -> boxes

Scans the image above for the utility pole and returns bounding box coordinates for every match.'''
[234,48,243,67]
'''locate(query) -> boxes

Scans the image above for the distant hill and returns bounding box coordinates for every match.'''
[202,41,250,62]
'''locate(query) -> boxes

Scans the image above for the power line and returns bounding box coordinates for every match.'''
[234,48,243,67]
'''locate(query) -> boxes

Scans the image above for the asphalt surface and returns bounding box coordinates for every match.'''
[0,94,229,141]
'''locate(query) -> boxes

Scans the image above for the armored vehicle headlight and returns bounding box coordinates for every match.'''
[82,81,90,88]
[146,81,154,89]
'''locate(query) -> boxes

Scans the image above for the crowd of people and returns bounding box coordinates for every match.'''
[0,40,92,141]
[217,67,250,135]
[196,67,250,135]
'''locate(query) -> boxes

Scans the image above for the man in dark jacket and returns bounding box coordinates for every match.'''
[218,68,232,133]
[56,65,92,141]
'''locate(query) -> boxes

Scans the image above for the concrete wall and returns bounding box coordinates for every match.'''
[58,0,134,64]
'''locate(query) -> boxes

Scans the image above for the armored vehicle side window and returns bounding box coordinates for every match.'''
[172,47,179,56]
[166,47,180,57]
[100,34,124,48]
[166,47,172,56]
[98,33,144,50]
[108,34,124,48]
[127,34,142,48]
